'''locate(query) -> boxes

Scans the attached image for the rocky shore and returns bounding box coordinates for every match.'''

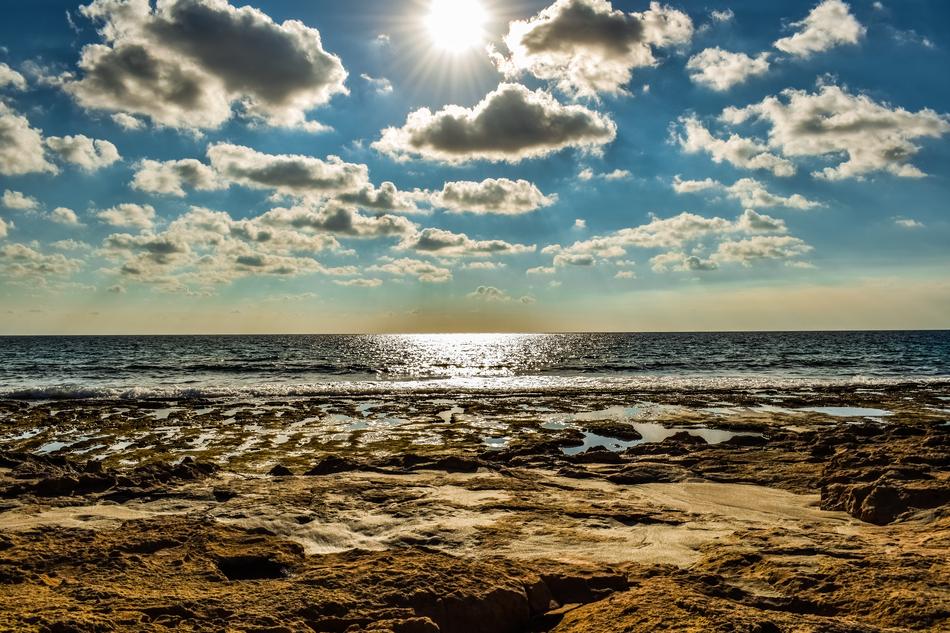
[0,387,947,631]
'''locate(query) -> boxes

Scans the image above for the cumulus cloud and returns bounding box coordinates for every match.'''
[260,203,416,239]
[49,207,82,225]
[650,251,717,272]
[674,176,821,210]
[467,285,512,302]
[893,217,924,229]
[491,0,693,97]
[722,85,950,180]
[433,178,556,215]
[2,190,39,211]
[207,143,368,196]
[112,112,144,130]
[0,63,27,90]
[66,0,348,131]
[711,235,812,265]
[132,158,225,196]
[373,83,616,164]
[96,202,156,229]
[335,182,425,214]
[579,167,631,181]
[99,205,359,293]
[774,0,865,58]
[334,277,382,288]
[710,9,734,23]
[686,48,770,91]
[399,227,535,258]
[0,243,83,281]
[542,208,799,270]
[361,73,392,95]
[45,134,121,171]
[0,219,8,239]
[675,115,796,177]
[368,257,452,283]
[0,103,58,176]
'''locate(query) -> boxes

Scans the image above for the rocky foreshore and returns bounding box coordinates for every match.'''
[0,389,947,632]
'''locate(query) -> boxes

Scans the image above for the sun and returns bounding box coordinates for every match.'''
[425,0,488,53]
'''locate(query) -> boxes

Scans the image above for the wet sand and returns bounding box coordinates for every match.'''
[0,384,948,631]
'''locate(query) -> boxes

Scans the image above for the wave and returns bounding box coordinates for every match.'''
[3,374,949,401]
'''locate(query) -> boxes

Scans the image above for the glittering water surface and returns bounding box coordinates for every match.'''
[0,331,948,399]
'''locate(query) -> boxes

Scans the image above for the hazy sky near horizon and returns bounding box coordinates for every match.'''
[0,0,948,334]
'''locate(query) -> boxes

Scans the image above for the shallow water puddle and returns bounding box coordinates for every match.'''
[561,424,760,456]
[800,406,893,418]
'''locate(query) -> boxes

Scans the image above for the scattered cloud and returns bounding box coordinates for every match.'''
[373,83,616,163]
[132,158,225,196]
[433,178,556,215]
[368,257,452,283]
[96,203,156,229]
[723,84,950,180]
[674,176,821,210]
[774,0,865,58]
[893,217,924,229]
[0,63,27,90]
[711,235,813,266]
[66,0,348,131]
[0,242,83,281]
[45,134,121,171]
[0,103,58,176]
[399,227,535,257]
[686,48,770,91]
[491,0,693,97]
[675,115,795,177]
[361,73,392,94]
[49,207,82,226]
[579,167,631,181]
[2,190,39,211]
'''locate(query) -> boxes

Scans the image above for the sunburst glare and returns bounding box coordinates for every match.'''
[425,0,489,53]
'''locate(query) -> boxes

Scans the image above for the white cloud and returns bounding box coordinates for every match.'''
[260,202,417,239]
[132,158,225,196]
[527,265,556,275]
[686,48,770,91]
[49,207,82,225]
[491,0,693,97]
[893,217,924,229]
[0,103,58,176]
[66,0,348,131]
[0,63,27,90]
[96,203,156,229]
[2,189,39,211]
[368,257,452,283]
[710,9,734,23]
[671,175,720,193]
[0,219,8,239]
[650,251,717,272]
[774,0,865,58]
[542,209,798,270]
[711,235,812,266]
[361,73,392,95]
[434,178,556,215]
[574,218,587,229]
[579,167,631,181]
[373,82,616,164]
[112,112,144,130]
[207,143,369,196]
[615,270,636,279]
[468,285,511,301]
[399,227,535,257]
[0,242,83,281]
[675,115,795,176]
[723,85,950,180]
[676,176,821,210]
[45,134,121,171]
[335,277,382,288]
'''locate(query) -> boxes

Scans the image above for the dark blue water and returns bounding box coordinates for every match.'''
[0,331,948,398]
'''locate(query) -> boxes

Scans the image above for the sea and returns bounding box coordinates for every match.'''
[0,331,948,400]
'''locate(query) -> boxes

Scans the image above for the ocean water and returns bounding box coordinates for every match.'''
[0,331,948,399]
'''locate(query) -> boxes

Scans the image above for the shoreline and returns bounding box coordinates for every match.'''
[0,386,947,631]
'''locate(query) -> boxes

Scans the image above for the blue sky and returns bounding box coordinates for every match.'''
[0,0,948,333]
